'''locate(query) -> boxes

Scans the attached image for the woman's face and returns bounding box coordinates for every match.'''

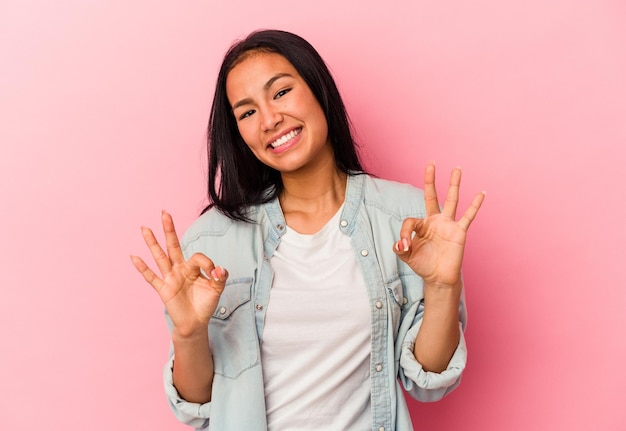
[226,52,332,175]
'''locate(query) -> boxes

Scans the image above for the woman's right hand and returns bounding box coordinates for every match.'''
[131,210,228,338]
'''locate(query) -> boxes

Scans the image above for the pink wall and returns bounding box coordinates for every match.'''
[2,1,625,429]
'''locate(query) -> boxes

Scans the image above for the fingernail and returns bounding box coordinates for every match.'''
[210,266,224,282]
[402,238,410,252]
[394,241,400,252]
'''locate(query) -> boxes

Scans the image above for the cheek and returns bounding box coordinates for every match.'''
[311,108,329,138]
[237,127,263,158]
[303,97,328,135]
[236,122,256,146]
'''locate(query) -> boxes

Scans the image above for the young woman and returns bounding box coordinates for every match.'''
[131,29,485,430]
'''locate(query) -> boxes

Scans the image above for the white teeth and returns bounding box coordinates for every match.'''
[270,129,301,148]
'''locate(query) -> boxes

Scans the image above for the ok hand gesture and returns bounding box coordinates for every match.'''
[130,211,228,338]
[393,162,485,288]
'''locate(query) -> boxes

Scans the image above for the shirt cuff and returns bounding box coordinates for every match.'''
[399,320,467,402]
[163,355,212,428]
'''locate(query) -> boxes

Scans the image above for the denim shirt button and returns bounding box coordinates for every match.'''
[276,224,284,231]
[375,301,383,309]
[378,427,385,431]
[375,363,383,372]
[219,307,227,315]
[402,297,408,305]
[340,219,348,227]
[360,249,369,257]
[255,304,263,311]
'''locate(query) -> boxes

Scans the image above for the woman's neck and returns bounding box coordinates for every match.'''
[279,165,347,235]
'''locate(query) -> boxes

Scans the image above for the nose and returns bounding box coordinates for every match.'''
[260,105,282,131]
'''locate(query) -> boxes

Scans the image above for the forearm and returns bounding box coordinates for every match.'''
[413,281,462,373]
[172,328,215,403]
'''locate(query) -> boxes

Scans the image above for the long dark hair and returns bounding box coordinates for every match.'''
[203,29,364,221]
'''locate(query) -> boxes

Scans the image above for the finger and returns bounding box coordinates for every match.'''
[458,191,486,231]
[187,252,216,277]
[188,253,229,292]
[210,266,229,284]
[162,211,185,265]
[394,218,424,254]
[398,217,420,242]
[130,255,165,292]
[423,161,440,216]
[141,226,172,276]
[442,167,462,220]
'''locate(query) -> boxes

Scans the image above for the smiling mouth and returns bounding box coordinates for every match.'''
[270,128,302,148]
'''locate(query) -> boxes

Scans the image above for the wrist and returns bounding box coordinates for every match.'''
[423,273,462,289]
[424,279,462,296]
[423,280,462,314]
[172,326,209,344]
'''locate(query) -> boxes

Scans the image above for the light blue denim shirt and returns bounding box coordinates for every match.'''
[164,174,468,430]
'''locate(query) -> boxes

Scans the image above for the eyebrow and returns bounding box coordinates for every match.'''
[231,73,293,111]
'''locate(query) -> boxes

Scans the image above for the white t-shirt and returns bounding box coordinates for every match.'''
[262,208,372,430]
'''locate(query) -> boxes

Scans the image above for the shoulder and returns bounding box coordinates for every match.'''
[361,175,426,220]
[181,205,262,249]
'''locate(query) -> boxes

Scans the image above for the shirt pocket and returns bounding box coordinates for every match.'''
[209,278,259,379]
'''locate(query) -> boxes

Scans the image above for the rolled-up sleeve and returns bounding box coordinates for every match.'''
[399,319,467,401]
[162,305,211,429]
[163,355,212,429]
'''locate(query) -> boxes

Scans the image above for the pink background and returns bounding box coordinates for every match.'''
[2,1,625,429]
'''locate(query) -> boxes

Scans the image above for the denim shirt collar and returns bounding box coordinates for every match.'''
[262,173,365,251]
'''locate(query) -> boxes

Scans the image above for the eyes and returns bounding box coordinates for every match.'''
[239,110,255,120]
[235,87,292,121]
[275,88,291,99]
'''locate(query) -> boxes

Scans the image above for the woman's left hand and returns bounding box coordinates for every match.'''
[393,162,485,288]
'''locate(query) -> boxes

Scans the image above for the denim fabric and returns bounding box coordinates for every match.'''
[163,174,468,430]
